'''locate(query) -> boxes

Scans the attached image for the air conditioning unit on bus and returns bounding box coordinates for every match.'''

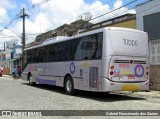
[43,36,69,45]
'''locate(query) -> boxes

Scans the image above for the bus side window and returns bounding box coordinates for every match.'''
[28,50,33,63]
[71,38,83,60]
[59,42,69,61]
[95,32,103,59]
[33,49,39,63]
[82,33,102,60]
[39,47,47,62]
[48,45,55,62]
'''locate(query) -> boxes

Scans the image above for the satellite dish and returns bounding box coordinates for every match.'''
[76,12,92,22]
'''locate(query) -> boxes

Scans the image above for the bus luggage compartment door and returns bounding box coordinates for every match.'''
[89,67,98,88]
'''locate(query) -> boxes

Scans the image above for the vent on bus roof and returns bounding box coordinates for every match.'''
[43,36,69,44]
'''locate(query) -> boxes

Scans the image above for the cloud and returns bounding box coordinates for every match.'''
[0,1,19,48]
[92,0,136,22]
[0,0,17,24]
[0,8,9,23]
[1,0,136,46]
[0,0,17,9]
[13,0,110,43]
[114,0,123,9]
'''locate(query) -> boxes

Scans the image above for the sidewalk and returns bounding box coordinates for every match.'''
[132,90,160,98]
[2,75,22,80]
[2,74,13,78]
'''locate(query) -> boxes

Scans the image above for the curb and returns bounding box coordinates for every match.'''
[2,75,13,78]
[132,90,160,98]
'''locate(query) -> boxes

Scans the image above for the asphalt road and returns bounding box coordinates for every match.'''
[0,76,160,119]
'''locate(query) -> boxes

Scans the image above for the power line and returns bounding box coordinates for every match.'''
[82,0,114,14]
[0,0,50,34]
[27,0,51,11]
[4,27,22,38]
[26,33,41,35]
[90,0,138,21]
[136,1,160,15]
[0,34,16,37]
[65,0,148,32]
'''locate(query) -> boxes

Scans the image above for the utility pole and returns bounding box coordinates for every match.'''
[19,8,29,68]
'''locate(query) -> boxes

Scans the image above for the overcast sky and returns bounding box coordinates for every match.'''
[0,0,144,49]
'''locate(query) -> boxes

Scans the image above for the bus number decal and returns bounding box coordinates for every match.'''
[134,64,144,78]
[70,62,75,74]
[81,61,89,69]
[119,64,129,68]
[120,70,131,75]
[114,69,120,76]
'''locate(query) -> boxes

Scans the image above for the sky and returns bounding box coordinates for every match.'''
[0,0,147,49]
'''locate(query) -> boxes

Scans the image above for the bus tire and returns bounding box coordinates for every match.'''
[64,76,75,95]
[28,74,36,86]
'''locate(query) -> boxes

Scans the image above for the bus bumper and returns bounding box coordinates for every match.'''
[101,78,149,92]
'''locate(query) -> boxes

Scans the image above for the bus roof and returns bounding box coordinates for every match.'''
[24,27,147,51]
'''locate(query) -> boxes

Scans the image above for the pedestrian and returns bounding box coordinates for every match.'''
[0,66,4,76]
[17,66,22,78]
[0,68,2,77]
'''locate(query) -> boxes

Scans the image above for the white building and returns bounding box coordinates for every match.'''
[136,0,160,65]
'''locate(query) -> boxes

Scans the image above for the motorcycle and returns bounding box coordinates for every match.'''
[12,69,19,79]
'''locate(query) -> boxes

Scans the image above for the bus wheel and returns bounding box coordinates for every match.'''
[64,76,75,95]
[28,75,36,86]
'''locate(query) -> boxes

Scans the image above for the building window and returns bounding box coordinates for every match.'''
[150,39,160,65]
[157,56,160,62]
[152,47,155,54]
[152,56,155,64]
[158,47,160,54]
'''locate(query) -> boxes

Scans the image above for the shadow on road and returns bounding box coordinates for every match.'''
[22,83,146,102]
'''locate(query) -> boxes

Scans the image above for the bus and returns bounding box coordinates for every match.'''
[22,27,149,95]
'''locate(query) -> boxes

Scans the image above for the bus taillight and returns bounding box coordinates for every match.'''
[146,67,149,70]
[146,66,149,75]
[146,72,149,75]
[110,66,114,70]
[110,71,114,75]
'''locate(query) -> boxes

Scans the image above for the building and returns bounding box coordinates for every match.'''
[0,45,22,75]
[26,14,136,48]
[12,45,22,70]
[0,49,12,75]
[26,19,92,48]
[136,0,160,90]
[80,13,136,33]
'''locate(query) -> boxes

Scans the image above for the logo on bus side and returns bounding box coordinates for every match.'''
[134,64,144,78]
[70,62,75,74]
[123,38,138,47]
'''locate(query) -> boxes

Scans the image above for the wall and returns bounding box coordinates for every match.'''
[110,19,136,29]
[143,12,160,39]
[150,65,160,90]
[136,0,160,90]
[136,0,160,31]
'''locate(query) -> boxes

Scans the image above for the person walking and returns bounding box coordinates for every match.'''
[17,66,22,78]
